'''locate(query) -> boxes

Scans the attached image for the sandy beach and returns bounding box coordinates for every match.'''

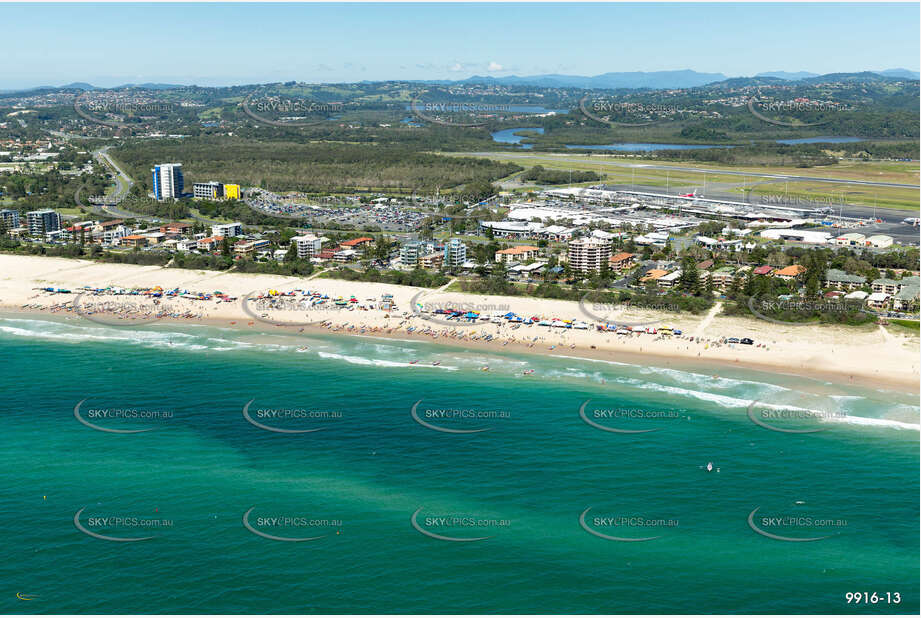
[2,253,918,392]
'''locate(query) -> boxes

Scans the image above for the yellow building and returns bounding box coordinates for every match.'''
[223,184,241,200]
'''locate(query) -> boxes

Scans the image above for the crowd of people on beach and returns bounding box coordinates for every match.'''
[22,284,768,355]
[24,285,238,322]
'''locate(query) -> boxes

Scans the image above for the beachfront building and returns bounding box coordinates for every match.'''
[333,249,358,263]
[773,265,806,281]
[212,222,243,238]
[0,208,20,229]
[710,266,736,289]
[26,209,62,236]
[421,251,444,269]
[871,278,901,295]
[866,292,890,310]
[824,269,867,291]
[235,239,270,256]
[101,224,128,245]
[893,285,920,312]
[609,252,637,273]
[121,234,149,249]
[151,163,184,201]
[400,240,434,267]
[495,245,539,264]
[197,236,223,251]
[567,237,611,274]
[656,270,683,289]
[443,238,467,268]
[290,235,322,259]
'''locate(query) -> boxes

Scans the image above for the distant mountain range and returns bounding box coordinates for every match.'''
[454,69,920,89]
[0,82,187,94]
[2,70,918,95]
[458,69,728,89]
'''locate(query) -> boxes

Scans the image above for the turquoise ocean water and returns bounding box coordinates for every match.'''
[0,313,918,614]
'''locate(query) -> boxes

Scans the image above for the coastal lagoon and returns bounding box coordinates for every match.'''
[490,127,545,148]
[1,313,917,613]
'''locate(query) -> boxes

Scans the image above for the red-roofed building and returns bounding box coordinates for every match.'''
[121,234,149,248]
[339,236,374,249]
[774,265,806,280]
[609,252,637,272]
[753,265,774,276]
[197,236,224,251]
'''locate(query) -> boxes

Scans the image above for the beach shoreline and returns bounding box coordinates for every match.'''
[2,253,918,393]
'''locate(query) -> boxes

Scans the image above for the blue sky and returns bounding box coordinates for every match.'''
[2,2,918,89]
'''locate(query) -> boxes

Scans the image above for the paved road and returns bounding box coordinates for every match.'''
[95,146,134,202]
[461,151,919,189]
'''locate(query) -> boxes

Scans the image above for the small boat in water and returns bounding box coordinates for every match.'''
[431,361,441,366]
[706,462,713,472]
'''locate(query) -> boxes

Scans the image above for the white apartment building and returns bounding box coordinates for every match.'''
[567,237,612,274]
[291,235,322,259]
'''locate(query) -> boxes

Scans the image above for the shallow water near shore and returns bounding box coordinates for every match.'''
[1,313,918,613]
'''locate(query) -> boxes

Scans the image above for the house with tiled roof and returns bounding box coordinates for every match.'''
[609,252,638,272]
[639,269,668,283]
[774,265,806,281]
[495,245,540,264]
